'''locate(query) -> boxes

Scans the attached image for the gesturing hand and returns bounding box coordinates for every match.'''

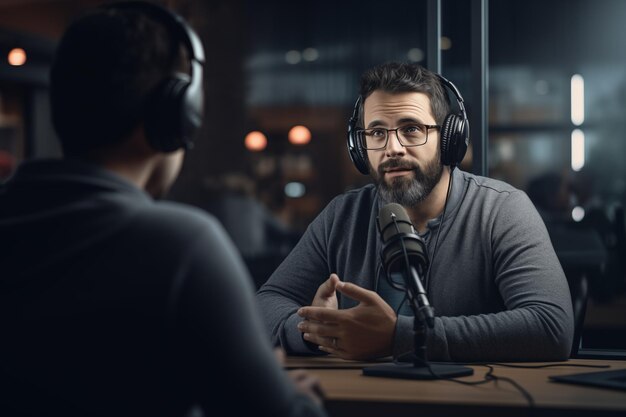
[298,280,397,360]
[311,273,340,309]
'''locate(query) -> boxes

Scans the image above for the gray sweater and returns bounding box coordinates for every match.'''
[257,169,574,362]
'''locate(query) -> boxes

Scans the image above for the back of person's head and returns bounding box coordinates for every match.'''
[359,62,450,126]
[50,4,185,157]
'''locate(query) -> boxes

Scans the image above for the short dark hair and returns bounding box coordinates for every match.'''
[359,62,450,126]
[50,7,183,156]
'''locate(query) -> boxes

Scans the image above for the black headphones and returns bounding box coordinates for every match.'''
[347,74,469,174]
[104,1,205,152]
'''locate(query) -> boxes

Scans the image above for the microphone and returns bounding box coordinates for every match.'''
[363,203,473,379]
[377,203,435,328]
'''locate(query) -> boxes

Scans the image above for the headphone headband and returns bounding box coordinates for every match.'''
[437,74,466,114]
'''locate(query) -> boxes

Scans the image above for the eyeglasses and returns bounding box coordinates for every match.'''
[357,124,440,150]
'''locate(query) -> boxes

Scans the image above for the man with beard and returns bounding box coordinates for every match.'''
[256,62,574,362]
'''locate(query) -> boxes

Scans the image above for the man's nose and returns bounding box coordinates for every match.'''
[385,130,405,157]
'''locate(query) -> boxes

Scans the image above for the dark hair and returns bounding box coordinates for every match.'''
[359,62,450,126]
[50,7,182,156]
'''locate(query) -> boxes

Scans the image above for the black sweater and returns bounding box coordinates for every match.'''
[0,158,325,417]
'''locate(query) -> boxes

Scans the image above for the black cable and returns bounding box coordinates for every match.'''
[425,166,454,293]
[395,296,408,315]
[421,361,496,386]
[486,370,536,410]
[375,262,409,315]
[424,362,536,410]
[419,360,611,412]
[486,362,611,369]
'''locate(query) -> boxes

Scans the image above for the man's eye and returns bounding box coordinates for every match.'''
[402,125,423,134]
[369,129,386,138]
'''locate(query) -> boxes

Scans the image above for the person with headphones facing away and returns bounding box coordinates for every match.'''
[0,2,326,417]
[257,62,574,363]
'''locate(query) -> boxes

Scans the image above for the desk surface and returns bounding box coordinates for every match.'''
[285,356,626,417]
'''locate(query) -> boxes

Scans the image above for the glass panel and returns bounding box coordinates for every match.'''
[489,0,626,353]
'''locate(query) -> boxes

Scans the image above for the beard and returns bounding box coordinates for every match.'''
[370,151,444,207]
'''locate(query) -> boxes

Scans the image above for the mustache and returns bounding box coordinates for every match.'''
[378,158,419,173]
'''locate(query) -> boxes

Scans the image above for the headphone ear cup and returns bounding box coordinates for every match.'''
[347,127,370,175]
[144,74,190,153]
[347,96,369,175]
[440,113,468,166]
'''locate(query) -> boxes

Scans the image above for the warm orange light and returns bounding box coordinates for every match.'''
[244,131,267,151]
[8,48,27,66]
[288,125,311,145]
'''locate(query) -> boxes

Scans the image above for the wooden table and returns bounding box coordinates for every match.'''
[285,356,626,417]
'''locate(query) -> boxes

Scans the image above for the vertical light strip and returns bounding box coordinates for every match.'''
[571,74,585,126]
[571,129,585,171]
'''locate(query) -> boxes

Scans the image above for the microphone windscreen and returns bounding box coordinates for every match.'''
[377,203,428,274]
[378,203,414,242]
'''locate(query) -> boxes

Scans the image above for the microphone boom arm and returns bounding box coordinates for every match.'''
[408,265,435,329]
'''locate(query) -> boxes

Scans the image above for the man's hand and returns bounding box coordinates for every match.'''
[297,280,397,360]
[311,273,340,309]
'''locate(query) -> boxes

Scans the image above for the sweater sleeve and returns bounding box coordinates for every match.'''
[256,202,336,355]
[172,218,327,417]
[394,191,575,362]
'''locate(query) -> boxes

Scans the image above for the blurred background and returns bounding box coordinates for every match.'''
[1,0,624,355]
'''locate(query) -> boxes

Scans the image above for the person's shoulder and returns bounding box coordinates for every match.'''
[328,183,377,208]
[305,184,376,229]
[459,170,520,195]
[457,170,538,221]
[132,200,224,241]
